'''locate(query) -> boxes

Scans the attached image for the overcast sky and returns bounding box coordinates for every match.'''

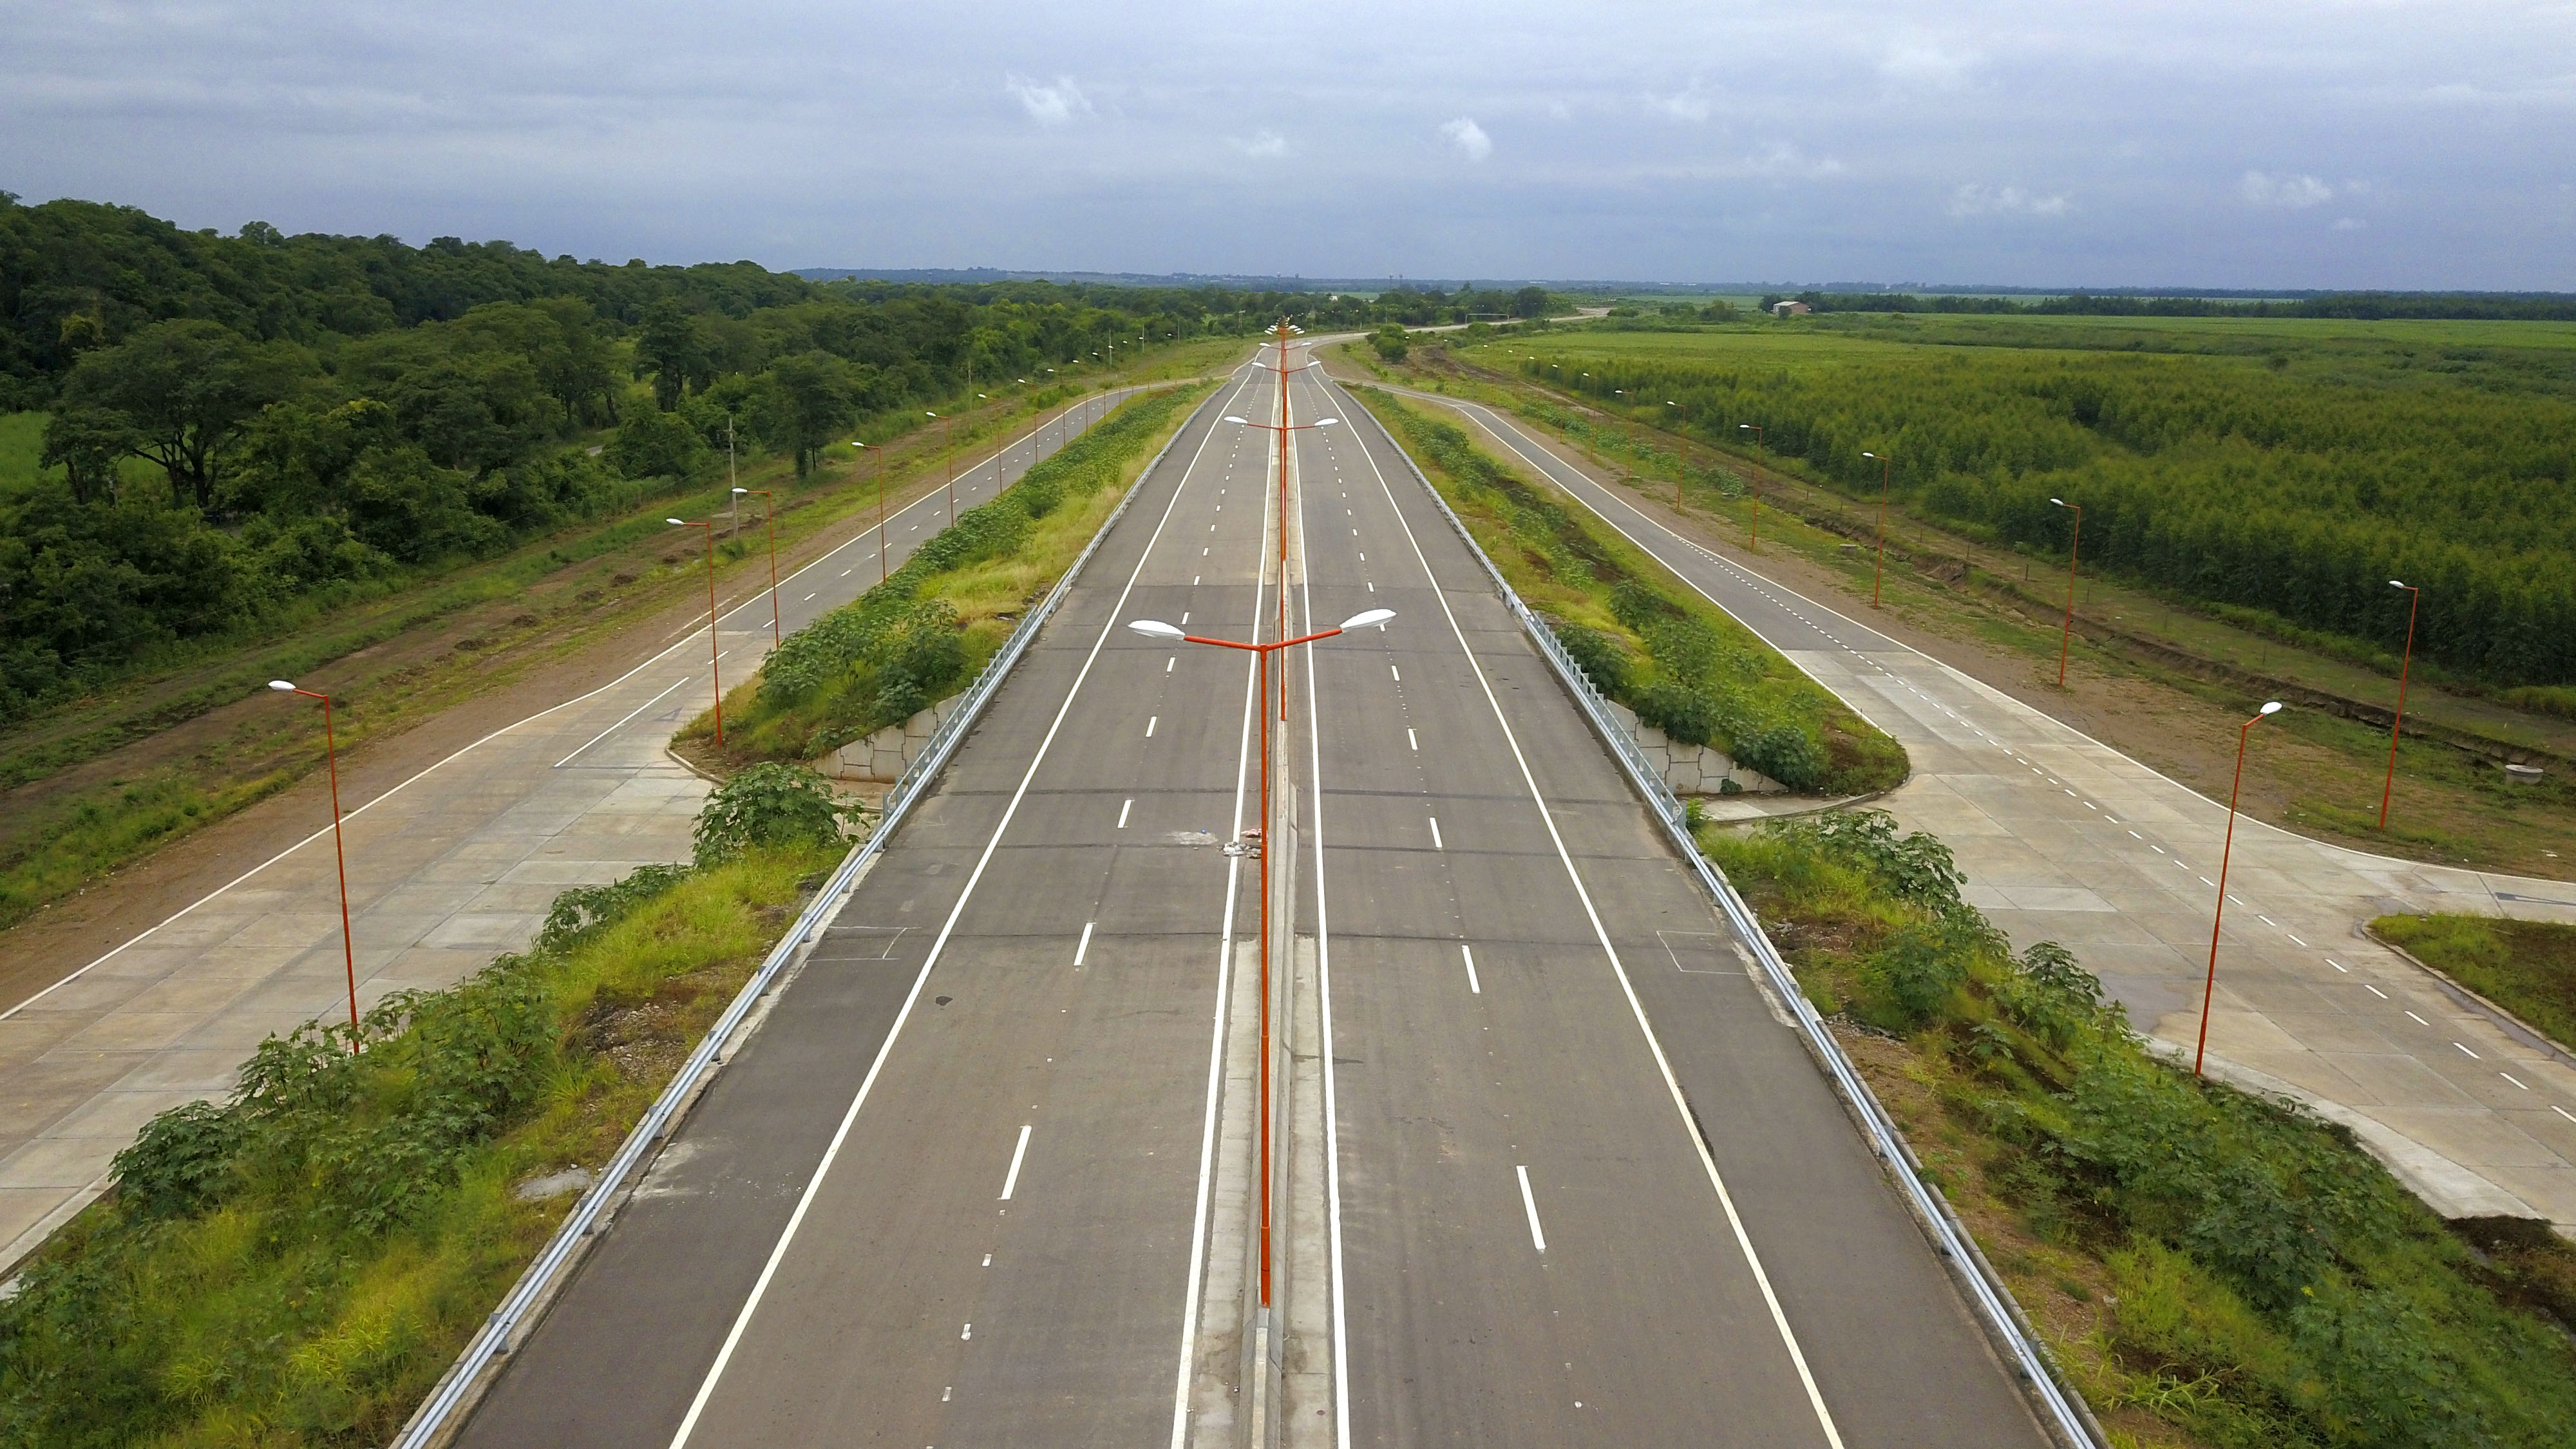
[5,1,2571,289]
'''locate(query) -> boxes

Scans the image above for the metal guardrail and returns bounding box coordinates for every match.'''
[388,386,1209,1449]
[1343,384,2107,1449]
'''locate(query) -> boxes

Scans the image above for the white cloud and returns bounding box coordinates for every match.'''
[1647,82,1713,122]
[1005,73,1091,128]
[1879,38,1980,90]
[2332,216,2368,231]
[2239,170,2334,207]
[1438,115,1492,162]
[1231,128,1289,158]
[1947,184,2072,218]
[1745,142,1845,178]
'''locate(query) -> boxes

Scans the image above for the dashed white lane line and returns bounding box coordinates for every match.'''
[2365,983,2390,998]
[1408,728,1419,751]
[1462,943,1481,994]
[2407,1010,2430,1025]
[1146,716,1157,737]
[1390,665,1401,681]
[1428,817,1444,851]
[1117,800,1133,829]
[1515,1166,1546,1253]
[1075,921,1094,965]
[2503,1073,2529,1091]
[802,592,817,601]
[2456,1041,2481,1059]
[998,1125,1032,1200]
[1167,657,1176,673]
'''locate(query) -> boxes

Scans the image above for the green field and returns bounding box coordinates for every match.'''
[1462,315,2576,692]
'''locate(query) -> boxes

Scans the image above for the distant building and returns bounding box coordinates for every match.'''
[1772,300,1813,317]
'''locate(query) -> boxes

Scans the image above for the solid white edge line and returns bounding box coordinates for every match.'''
[554,676,692,768]
[668,370,1243,1449]
[1516,1165,1547,1252]
[999,1124,1033,1200]
[5,383,1170,1026]
[1337,375,1847,1449]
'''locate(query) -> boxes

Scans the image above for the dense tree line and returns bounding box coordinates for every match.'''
[1757,289,2576,322]
[6,193,1496,725]
[1531,350,2576,686]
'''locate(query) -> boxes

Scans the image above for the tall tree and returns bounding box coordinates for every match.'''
[633,299,703,412]
[61,321,304,509]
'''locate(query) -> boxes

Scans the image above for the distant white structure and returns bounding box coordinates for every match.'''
[1771,299,1813,317]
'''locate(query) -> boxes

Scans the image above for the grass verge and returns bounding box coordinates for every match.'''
[0,783,847,1446]
[696,382,1210,764]
[1701,809,2576,1448]
[2369,914,2576,1052]
[1350,386,1905,795]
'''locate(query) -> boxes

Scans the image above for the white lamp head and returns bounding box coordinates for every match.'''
[2389,578,2407,589]
[666,517,687,526]
[269,679,296,692]
[1127,619,1187,639]
[2259,701,2283,715]
[1862,451,1878,459]
[1338,608,1396,630]
[1316,417,1340,427]
[1223,415,1249,425]
[2050,497,2067,507]
[733,486,748,495]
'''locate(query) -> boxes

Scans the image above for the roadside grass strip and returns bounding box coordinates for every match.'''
[1352,386,1904,795]
[697,383,1209,765]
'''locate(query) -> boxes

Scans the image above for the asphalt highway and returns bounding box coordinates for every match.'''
[454,349,2050,1446]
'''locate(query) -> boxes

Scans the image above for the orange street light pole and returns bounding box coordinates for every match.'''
[1737,423,1765,550]
[267,680,360,1037]
[2049,497,2083,686]
[2380,580,2421,829]
[1233,321,1340,717]
[667,518,723,745]
[2195,700,2283,1077]
[746,489,780,645]
[927,412,955,526]
[1129,606,1395,1311]
[1665,401,1686,509]
[851,440,886,584]
[1863,451,1893,607]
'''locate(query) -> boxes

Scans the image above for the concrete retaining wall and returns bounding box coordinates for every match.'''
[828,696,968,782]
[1602,699,1786,796]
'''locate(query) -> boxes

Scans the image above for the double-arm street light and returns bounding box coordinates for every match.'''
[2380,580,2421,829]
[2049,497,2083,686]
[1862,451,1893,607]
[666,518,723,745]
[267,680,361,1037]
[2195,699,2284,1077]
[1737,423,1765,550]
[1129,605,1395,1309]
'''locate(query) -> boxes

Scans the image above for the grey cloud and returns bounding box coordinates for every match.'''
[0,0,2570,287]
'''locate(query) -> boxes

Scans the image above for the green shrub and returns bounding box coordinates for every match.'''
[692,762,856,865]
[1701,811,2576,1448]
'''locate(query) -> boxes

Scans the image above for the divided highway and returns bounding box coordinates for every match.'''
[455,348,2052,1446]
